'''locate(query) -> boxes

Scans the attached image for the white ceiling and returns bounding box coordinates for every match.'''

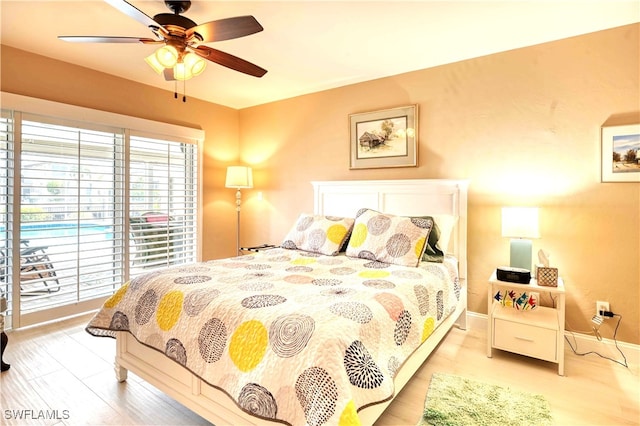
[1,1,639,109]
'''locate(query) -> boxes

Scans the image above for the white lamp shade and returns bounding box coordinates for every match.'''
[225,166,253,189]
[174,53,207,81]
[144,53,165,74]
[501,207,540,238]
[155,45,178,68]
[173,62,192,81]
[184,52,206,77]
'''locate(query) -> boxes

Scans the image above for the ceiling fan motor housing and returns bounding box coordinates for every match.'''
[165,1,191,15]
[153,13,197,30]
[154,1,196,31]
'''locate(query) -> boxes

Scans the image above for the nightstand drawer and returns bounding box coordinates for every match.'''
[493,318,557,361]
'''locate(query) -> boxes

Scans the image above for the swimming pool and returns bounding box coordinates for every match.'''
[2,222,114,241]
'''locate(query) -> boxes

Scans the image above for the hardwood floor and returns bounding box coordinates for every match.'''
[1,313,638,425]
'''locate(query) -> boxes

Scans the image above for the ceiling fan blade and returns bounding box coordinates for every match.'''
[192,45,267,78]
[163,68,176,81]
[186,16,263,42]
[58,36,160,44]
[104,0,167,36]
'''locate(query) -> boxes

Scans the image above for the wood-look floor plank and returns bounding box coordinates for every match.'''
[82,369,210,425]
[19,368,124,426]
[1,335,66,381]
[45,333,113,381]
[376,321,640,426]
[1,367,60,426]
[2,313,638,426]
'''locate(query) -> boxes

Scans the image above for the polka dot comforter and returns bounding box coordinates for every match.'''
[87,248,461,425]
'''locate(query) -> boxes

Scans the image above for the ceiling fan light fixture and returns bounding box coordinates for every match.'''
[173,62,192,81]
[144,53,165,74]
[183,52,206,77]
[155,45,179,68]
[59,1,267,90]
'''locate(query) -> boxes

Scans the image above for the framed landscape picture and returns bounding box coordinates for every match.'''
[601,123,640,182]
[349,105,418,169]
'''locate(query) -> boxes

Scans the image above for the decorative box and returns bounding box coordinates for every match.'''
[537,266,558,287]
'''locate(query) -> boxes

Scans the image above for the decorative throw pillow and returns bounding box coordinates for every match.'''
[281,214,354,256]
[346,208,432,267]
[422,217,444,263]
[422,214,457,262]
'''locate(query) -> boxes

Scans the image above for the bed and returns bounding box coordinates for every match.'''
[87,179,468,425]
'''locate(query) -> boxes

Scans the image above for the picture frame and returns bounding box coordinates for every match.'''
[349,105,418,169]
[601,123,640,182]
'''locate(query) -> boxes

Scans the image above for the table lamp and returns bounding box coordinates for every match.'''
[501,207,539,271]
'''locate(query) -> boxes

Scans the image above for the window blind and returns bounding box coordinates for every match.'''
[129,134,198,275]
[18,114,125,314]
[0,110,14,325]
[0,93,202,328]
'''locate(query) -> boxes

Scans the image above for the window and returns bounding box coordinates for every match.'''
[129,134,198,273]
[18,114,125,316]
[1,94,202,328]
[0,110,14,323]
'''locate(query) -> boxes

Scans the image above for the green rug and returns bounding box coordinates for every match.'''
[418,373,553,426]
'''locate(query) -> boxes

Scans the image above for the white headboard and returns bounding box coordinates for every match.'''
[311,179,469,281]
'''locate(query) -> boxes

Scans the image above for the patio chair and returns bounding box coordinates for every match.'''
[130,212,175,266]
[0,252,8,302]
[141,212,171,223]
[19,242,60,295]
[0,241,60,295]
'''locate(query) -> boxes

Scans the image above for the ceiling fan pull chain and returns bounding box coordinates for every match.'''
[174,79,178,99]
[183,79,187,102]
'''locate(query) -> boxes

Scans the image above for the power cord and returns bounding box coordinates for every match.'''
[564,312,629,369]
[565,318,599,336]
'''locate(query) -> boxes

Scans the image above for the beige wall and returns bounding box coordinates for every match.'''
[1,23,638,344]
[238,24,640,344]
[0,45,240,261]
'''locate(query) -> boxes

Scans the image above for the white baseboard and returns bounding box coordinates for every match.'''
[467,311,639,368]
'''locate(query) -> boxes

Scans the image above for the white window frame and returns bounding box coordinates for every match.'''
[1,92,204,328]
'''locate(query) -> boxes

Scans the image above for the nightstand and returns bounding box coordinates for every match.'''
[487,271,565,375]
[240,244,278,253]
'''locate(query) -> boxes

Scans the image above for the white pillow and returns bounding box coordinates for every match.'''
[431,214,457,254]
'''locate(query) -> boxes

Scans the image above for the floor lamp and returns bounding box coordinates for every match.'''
[501,207,540,272]
[225,166,253,254]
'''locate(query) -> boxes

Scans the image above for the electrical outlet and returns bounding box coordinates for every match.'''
[596,300,610,318]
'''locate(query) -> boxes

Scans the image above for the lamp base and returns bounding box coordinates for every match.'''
[509,238,532,272]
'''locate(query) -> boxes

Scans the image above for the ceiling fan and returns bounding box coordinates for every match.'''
[59,0,267,81]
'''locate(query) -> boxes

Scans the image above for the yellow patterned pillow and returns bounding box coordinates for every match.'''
[281,214,354,256]
[346,208,433,267]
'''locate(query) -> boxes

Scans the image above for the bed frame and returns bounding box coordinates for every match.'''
[113,179,469,425]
